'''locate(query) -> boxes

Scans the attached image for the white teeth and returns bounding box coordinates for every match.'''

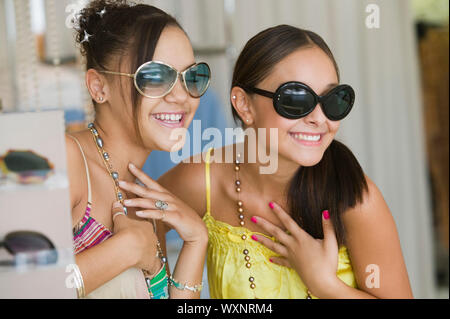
[292,133,321,141]
[153,113,183,123]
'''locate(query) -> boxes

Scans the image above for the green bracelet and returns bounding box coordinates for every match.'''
[169,275,203,292]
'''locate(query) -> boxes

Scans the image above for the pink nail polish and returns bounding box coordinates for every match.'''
[322,210,330,220]
[269,258,273,263]
[269,202,274,209]
[251,235,258,241]
[251,216,257,224]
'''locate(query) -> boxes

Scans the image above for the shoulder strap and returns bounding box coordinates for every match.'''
[205,148,213,214]
[67,135,92,207]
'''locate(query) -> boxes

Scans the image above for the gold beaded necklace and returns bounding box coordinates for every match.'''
[233,154,256,293]
[233,154,312,299]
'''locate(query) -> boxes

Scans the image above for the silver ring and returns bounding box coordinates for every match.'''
[112,211,126,221]
[155,200,168,211]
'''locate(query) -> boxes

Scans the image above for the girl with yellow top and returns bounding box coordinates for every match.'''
[155,25,413,298]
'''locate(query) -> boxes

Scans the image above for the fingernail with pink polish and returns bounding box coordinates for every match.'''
[251,235,258,241]
[268,202,274,209]
[322,210,330,220]
[251,216,257,224]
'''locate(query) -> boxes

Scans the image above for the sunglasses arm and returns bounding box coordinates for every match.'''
[244,87,275,99]
[99,71,135,78]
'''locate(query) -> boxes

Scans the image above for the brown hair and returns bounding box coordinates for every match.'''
[75,0,184,142]
[232,25,368,245]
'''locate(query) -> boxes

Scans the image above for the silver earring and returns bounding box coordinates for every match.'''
[232,96,236,100]
[98,97,104,102]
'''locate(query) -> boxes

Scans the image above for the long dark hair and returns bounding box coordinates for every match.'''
[231,25,368,245]
[74,0,183,142]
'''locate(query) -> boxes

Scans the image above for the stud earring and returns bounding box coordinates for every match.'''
[98,97,104,102]
[232,96,236,100]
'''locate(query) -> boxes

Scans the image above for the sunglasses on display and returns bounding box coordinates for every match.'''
[0,231,57,266]
[0,150,54,184]
[243,81,355,121]
[100,61,211,99]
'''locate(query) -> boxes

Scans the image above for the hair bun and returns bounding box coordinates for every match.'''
[74,0,131,51]
[73,0,182,84]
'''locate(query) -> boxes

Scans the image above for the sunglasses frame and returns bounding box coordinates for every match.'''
[0,231,55,255]
[244,81,355,121]
[0,150,55,184]
[100,60,211,99]
[0,231,57,267]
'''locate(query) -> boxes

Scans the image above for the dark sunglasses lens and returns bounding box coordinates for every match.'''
[135,62,177,97]
[4,151,50,172]
[322,86,354,120]
[5,232,54,254]
[184,63,211,97]
[277,84,315,118]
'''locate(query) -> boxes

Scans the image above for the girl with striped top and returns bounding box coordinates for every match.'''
[66,0,209,298]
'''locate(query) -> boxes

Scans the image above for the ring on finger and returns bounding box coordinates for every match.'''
[155,199,169,211]
[112,211,126,221]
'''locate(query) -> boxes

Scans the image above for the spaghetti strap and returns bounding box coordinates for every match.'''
[205,148,213,215]
[67,135,93,207]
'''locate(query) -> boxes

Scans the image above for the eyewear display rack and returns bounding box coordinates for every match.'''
[0,110,76,299]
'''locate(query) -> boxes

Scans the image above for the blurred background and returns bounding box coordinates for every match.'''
[0,0,448,298]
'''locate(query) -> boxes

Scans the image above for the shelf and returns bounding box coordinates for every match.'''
[0,171,68,192]
[0,248,74,274]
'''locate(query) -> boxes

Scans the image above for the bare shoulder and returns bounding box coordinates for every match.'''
[158,152,208,217]
[158,145,232,217]
[342,174,413,298]
[342,175,390,223]
[342,174,396,238]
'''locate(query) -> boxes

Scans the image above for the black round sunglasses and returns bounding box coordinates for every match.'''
[243,81,355,121]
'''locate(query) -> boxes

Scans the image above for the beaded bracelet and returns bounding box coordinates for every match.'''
[169,275,203,292]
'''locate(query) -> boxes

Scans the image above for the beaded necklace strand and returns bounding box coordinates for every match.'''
[88,123,168,298]
[234,153,312,299]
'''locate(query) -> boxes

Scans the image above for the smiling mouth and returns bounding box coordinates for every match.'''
[151,112,186,127]
[289,132,323,145]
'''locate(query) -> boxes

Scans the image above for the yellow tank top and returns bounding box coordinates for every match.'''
[202,148,357,298]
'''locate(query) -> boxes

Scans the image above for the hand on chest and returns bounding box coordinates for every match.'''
[211,181,289,236]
